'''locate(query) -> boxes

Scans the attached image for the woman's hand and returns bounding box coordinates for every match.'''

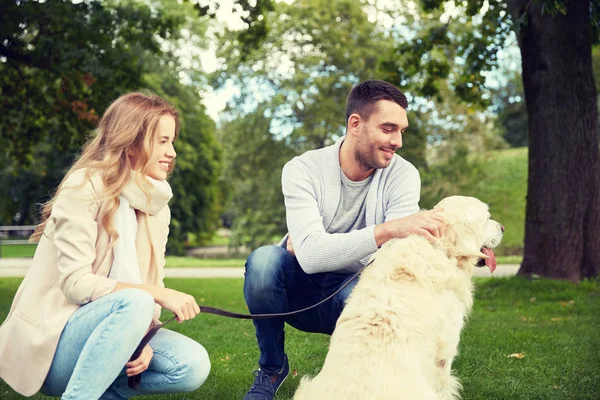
[153,287,200,322]
[126,344,153,376]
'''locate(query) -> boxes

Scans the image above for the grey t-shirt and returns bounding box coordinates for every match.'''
[327,170,373,273]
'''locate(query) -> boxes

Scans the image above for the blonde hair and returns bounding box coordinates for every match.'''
[31,92,180,242]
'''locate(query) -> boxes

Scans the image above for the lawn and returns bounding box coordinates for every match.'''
[443,147,528,256]
[0,244,522,267]
[0,277,598,399]
[0,243,36,258]
[165,257,246,268]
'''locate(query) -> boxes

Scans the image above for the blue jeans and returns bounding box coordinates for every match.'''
[243,245,358,374]
[41,289,210,399]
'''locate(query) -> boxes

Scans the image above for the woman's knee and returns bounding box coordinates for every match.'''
[177,342,211,392]
[113,288,155,329]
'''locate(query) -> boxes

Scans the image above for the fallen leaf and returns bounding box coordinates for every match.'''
[520,316,531,322]
[219,354,231,362]
[243,332,249,337]
[507,352,526,359]
[553,386,560,389]
[560,300,575,307]
[292,369,299,377]
[530,297,536,302]
[551,317,563,321]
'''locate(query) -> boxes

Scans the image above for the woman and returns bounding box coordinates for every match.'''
[0,93,210,399]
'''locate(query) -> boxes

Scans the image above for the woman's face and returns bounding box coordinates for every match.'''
[143,114,177,180]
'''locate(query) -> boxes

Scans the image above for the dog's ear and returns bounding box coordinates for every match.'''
[440,215,485,260]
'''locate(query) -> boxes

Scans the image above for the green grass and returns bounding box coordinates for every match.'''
[165,256,245,268]
[459,147,528,256]
[1,277,598,399]
[0,243,36,258]
[496,255,523,265]
[0,252,519,267]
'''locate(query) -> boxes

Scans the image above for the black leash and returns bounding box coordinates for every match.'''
[127,258,374,389]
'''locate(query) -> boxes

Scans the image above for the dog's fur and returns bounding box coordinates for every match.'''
[293,196,504,400]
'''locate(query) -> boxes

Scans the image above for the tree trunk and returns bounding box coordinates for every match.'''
[508,0,600,282]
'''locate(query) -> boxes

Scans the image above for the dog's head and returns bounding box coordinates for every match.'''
[435,196,504,272]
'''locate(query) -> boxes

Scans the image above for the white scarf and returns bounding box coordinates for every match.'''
[108,171,172,283]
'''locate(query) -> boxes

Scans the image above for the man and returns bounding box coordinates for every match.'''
[242,80,445,400]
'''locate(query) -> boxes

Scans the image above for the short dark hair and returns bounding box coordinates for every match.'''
[345,80,408,127]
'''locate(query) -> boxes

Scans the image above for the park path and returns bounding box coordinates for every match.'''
[0,258,519,278]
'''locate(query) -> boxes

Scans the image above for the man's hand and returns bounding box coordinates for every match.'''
[375,208,445,247]
[126,344,153,377]
[286,235,296,256]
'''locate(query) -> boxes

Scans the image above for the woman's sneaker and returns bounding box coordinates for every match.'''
[243,355,290,400]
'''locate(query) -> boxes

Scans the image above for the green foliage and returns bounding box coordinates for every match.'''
[492,73,529,147]
[143,71,222,255]
[380,0,513,107]
[185,0,275,60]
[219,107,296,250]
[235,0,276,61]
[0,0,223,254]
[0,0,177,224]
[0,0,178,165]
[215,0,393,149]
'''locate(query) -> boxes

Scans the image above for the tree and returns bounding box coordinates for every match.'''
[143,71,222,255]
[0,0,178,165]
[401,0,599,281]
[0,0,223,255]
[219,107,295,249]
[0,0,178,225]
[507,0,600,280]
[214,0,396,150]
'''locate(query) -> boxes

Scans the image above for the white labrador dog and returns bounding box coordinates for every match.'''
[293,196,504,400]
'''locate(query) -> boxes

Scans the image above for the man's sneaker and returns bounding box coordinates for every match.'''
[243,355,290,400]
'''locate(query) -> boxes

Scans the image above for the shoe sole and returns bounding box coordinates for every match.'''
[274,373,289,397]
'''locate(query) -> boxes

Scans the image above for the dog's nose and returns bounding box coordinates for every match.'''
[501,225,505,232]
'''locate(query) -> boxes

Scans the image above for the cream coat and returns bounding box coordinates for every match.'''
[0,169,171,396]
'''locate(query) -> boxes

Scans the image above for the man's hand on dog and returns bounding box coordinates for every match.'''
[375,208,445,247]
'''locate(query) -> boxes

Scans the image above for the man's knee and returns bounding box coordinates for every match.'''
[244,245,290,301]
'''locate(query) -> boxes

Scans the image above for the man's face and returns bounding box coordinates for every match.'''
[354,100,408,171]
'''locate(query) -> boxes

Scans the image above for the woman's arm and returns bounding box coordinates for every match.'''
[53,170,117,304]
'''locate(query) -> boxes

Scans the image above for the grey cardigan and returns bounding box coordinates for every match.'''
[280,136,421,274]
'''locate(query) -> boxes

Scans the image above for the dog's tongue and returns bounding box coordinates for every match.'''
[482,248,496,273]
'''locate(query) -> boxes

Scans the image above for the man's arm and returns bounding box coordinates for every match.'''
[373,166,445,246]
[282,159,379,274]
